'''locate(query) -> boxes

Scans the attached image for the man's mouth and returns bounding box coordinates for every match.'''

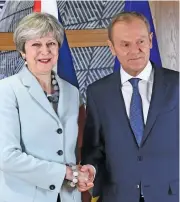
[129,57,142,61]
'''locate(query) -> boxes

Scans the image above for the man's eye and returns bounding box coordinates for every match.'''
[123,43,129,47]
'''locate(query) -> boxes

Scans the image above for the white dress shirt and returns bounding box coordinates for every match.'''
[120,61,154,124]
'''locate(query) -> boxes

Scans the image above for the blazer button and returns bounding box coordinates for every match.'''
[57,128,62,134]
[137,156,143,161]
[49,185,55,190]
[57,150,63,156]
[136,184,140,189]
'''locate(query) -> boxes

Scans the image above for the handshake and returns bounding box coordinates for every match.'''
[65,164,95,192]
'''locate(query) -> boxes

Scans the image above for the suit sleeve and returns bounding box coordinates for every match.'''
[81,86,105,196]
[0,80,66,193]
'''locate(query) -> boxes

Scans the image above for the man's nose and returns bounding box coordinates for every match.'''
[130,43,140,54]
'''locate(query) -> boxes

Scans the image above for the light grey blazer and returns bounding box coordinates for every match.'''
[0,66,81,202]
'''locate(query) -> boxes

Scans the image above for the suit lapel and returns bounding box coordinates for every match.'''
[19,66,59,122]
[107,71,133,138]
[141,66,167,146]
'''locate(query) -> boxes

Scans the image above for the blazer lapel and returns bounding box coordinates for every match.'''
[55,75,78,122]
[19,67,59,122]
[55,75,65,120]
[141,67,167,146]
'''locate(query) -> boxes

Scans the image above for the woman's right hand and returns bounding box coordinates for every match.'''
[65,166,74,181]
[65,165,94,191]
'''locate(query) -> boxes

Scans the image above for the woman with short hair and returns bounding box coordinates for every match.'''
[0,12,92,202]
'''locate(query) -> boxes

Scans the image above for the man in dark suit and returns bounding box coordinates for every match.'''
[78,12,179,202]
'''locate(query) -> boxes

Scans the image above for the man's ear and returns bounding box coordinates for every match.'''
[107,39,116,56]
[149,32,153,49]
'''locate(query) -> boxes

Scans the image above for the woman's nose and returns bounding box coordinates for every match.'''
[40,45,50,55]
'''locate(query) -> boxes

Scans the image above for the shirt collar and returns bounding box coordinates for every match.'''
[120,61,153,85]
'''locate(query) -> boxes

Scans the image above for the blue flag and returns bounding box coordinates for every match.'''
[114,0,162,71]
[57,12,79,88]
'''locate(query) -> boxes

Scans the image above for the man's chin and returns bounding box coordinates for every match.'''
[129,60,147,69]
[127,64,147,76]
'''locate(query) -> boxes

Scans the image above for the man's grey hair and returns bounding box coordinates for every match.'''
[14,12,64,53]
[108,11,151,42]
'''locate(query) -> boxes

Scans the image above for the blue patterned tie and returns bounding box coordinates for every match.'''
[129,78,144,146]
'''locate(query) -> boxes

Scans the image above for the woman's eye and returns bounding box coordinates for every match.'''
[32,43,41,47]
[48,42,56,46]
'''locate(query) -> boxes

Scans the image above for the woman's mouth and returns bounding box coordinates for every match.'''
[38,59,51,64]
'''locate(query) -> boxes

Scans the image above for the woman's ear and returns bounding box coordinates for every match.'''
[20,52,27,65]
[20,52,26,59]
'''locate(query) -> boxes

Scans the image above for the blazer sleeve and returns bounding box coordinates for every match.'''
[0,79,66,193]
[81,86,106,197]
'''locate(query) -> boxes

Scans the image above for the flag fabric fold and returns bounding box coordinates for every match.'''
[57,12,79,88]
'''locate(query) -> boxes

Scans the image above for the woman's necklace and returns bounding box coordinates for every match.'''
[45,72,59,103]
